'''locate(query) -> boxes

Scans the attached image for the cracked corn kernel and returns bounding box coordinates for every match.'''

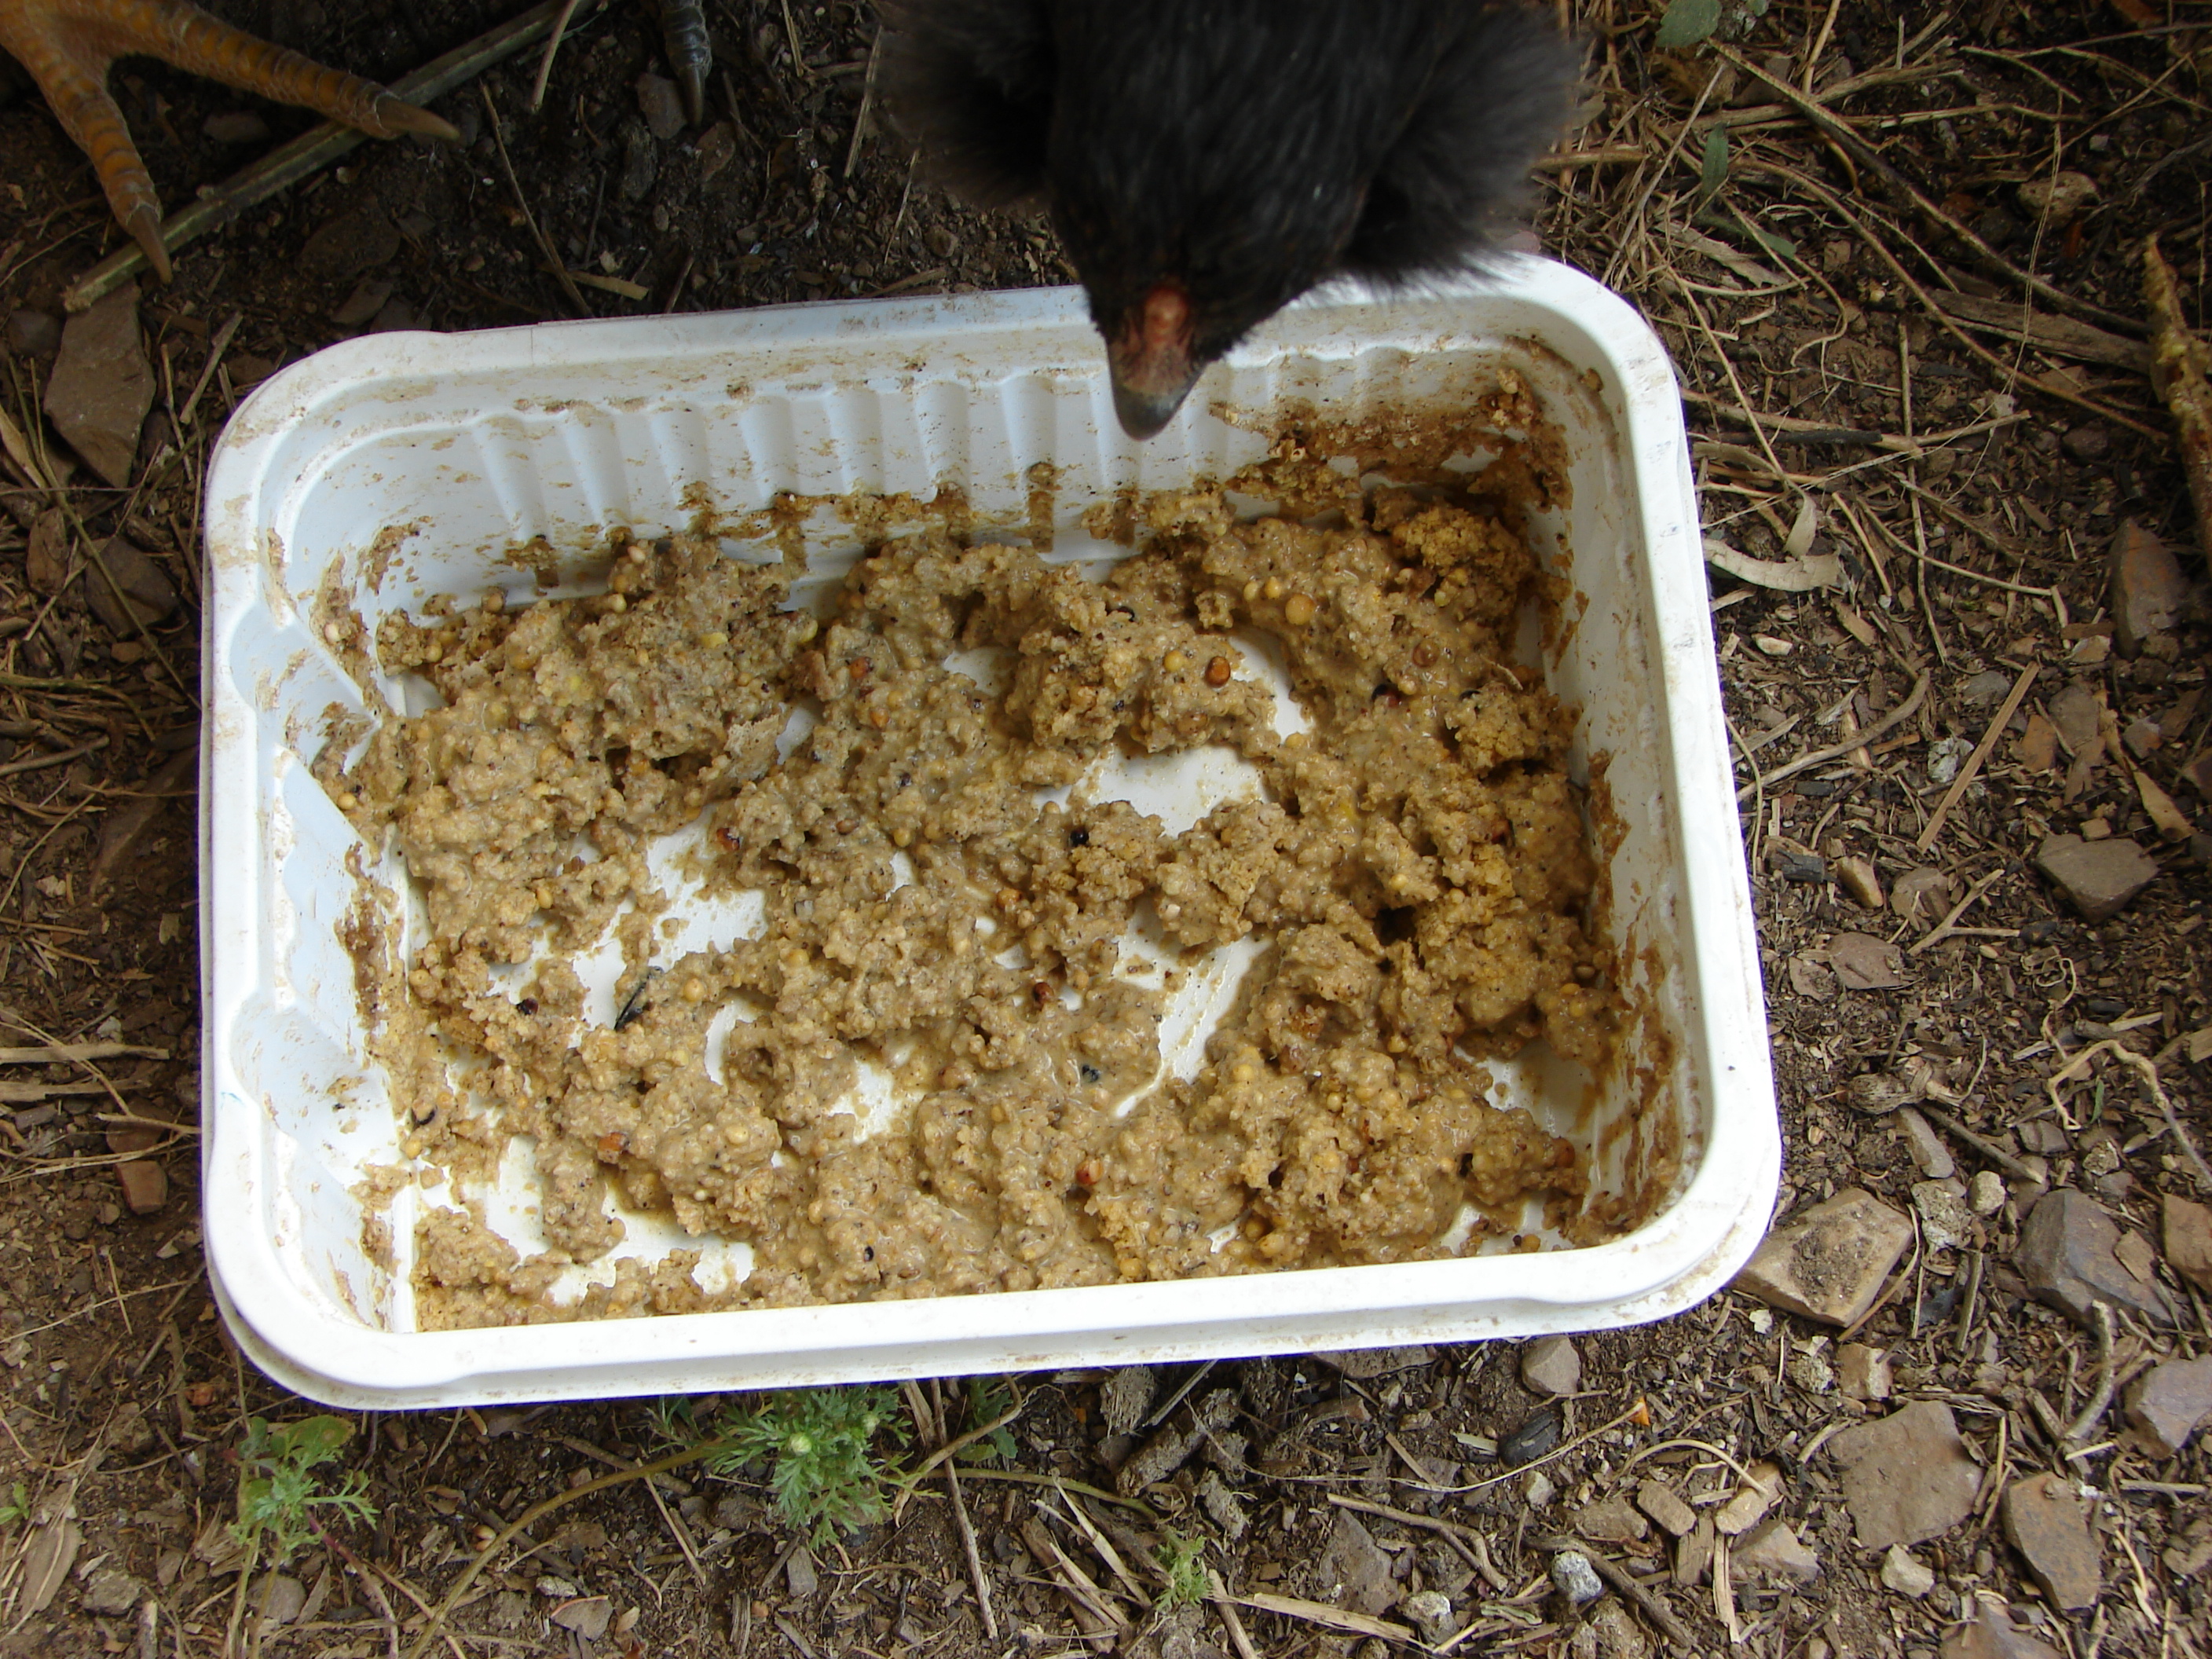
[1205,656,1232,687]
[1163,649,1188,672]
[1284,592,1317,627]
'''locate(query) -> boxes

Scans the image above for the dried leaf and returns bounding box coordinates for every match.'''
[1656,0,1723,49]
[1833,603,1879,647]
[1785,494,1821,558]
[2130,762,2194,842]
[20,1518,82,1614]
[1829,932,1907,991]
[1705,538,1840,591]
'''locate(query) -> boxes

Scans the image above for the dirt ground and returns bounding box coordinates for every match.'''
[0,0,2209,1656]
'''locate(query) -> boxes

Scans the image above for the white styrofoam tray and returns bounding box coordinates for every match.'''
[203,256,1778,1408]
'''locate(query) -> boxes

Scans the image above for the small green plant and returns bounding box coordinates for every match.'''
[0,1482,28,1528]
[707,1386,906,1546]
[232,1415,377,1568]
[955,1377,1020,1465]
[1154,1529,1209,1610]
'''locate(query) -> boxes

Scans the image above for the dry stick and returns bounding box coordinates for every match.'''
[2049,1040,2212,1192]
[2064,1304,2119,1445]
[1206,1572,1262,1659]
[1324,1495,1503,1591]
[889,1389,1027,1520]
[1532,1534,1694,1647]
[2144,235,2212,568]
[480,85,590,317]
[527,0,586,111]
[1917,661,2039,851]
[945,1459,998,1642]
[1716,44,2143,336]
[1738,672,1931,800]
[1918,1104,2037,1182]
[842,30,881,179]
[64,0,602,309]
[1672,276,1794,492]
[1765,167,2165,441]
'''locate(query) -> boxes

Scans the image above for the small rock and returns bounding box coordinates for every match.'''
[549,1597,611,1639]
[1829,932,1906,991]
[82,537,178,632]
[1926,735,1974,786]
[331,277,394,328]
[2018,170,2098,225]
[1827,1401,1982,1549]
[1521,1335,1581,1397]
[2012,713,2058,772]
[25,510,70,593]
[785,1544,818,1599]
[2034,834,2159,924]
[2048,682,2104,755]
[636,71,686,139]
[1522,1470,1557,1509]
[1880,1545,1934,1598]
[256,1573,306,1625]
[1715,1461,1783,1536]
[2001,1473,2100,1610]
[1774,848,1828,883]
[204,109,271,144]
[2124,1357,2212,1457]
[1196,1469,1248,1541]
[1401,1590,1455,1646]
[1960,669,2015,706]
[1099,1366,1155,1434]
[2114,1229,2157,1284]
[1837,1342,1892,1401]
[1734,1188,1913,1326]
[368,297,416,333]
[1314,1345,1433,1379]
[1914,1181,1973,1252]
[301,208,401,279]
[2109,521,2188,657]
[1942,1606,2065,1659]
[1318,1511,1399,1617]
[1550,1551,1603,1606]
[2123,716,2163,758]
[1573,1495,1648,1544]
[1675,1515,1714,1588]
[116,1159,167,1214]
[5,308,60,358]
[2016,1188,2174,1325]
[1968,1171,2007,1217]
[620,119,657,200]
[1897,1108,1955,1179]
[1731,1519,1818,1584]
[1836,855,1884,909]
[81,1567,143,1617]
[43,283,153,488]
[1500,1408,1561,1468]
[2060,425,2111,464]
[2163,1194,2212,1295]
[1635,1478,1697,1537]
[1587,1598,1650,1659]
[698,120,738,182]
[1890,866,1954,921]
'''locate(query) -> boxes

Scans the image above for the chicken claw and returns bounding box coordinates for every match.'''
[0,0,458,280]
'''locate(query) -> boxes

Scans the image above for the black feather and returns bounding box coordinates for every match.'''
[879,0,1056,210]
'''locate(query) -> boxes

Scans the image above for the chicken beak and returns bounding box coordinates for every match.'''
[1109,281,1199,440]
[1110,361,1202,441]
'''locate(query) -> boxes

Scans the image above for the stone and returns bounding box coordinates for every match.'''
[1942,1607,2064,1659]
[1827,1402,1982,1549]
[1891,866,1954,921]
[1715,1461,1783,1536]
[1734,1188,1913,1326]
[1829,932,1906,991]
[1099,1365,1155,1434]
[1573,1495,1647,1544]
[785,1543,817,1598]
[1961,669,2015,706]
[43,283,152,488]
[2124,1357,2212,1457]
[1635,1478,1696,1537]
[1731,1519,1818,1584]
[1521,1335,1581,1397]
[2020,170,2098,225]
[1401,1590,1455,1646]
[1837,1342,1892,1401]
[2016,1188,2174,1325]
[2163,1194,2212,1295]
[82,537,178,632]
[81,1567,143,1616]
[1317,1511,1398,1617]
[1550,1551,1603,1606]
[331,277,394,328]
[2034,834,2159,924]
[203,109,271,144]
[1675,1515,1713,1588]
[698,121,737,182]
[636,71,686,139]
[1881,1545,1934,1598]
[5,308,60,358]
[2013,713,2058,772]
[1836,856,1884,909]
[369,298,416,333]
[116,1159,167,1214]
[1914,1181,1973,1252]
[2047,682,2104,756]
[1587,1598,1650,1659]
[256,1573,306,1624]
[1969,1171,2008,1218]
[2001,1473,2100,1610]
[2061,425,2111,463]
[1500,1408,1560,1468]
[1522,1470,1557,1509]
[2109,521,2188,656]
[1314,1345,1433,1379]
[24,511,69,593]
[302,209,401,280]
[1898,1108,1956,1179]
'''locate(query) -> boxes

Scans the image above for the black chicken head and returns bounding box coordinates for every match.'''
[881,0,1577,438]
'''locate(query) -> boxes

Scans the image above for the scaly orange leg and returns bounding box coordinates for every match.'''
[0,0,458,280]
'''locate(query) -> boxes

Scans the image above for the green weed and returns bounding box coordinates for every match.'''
[955,1377,1020,1465]
[0,1482,27,1528]
[1154,1529,1209,1610]
[232,1415,377,1568]
[706,1386,907,1546]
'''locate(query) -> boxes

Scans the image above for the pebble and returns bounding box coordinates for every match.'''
[1897,1108,1955,1179]
[116,1160,167,1215]
[1890,866,1953,922]
[2108,520,2188,656]
[1674,1515,1713,1588]
[1925,735,1974,786]
[82,537,178,633]
[1835,855,1884,909]
[1968,1171,2007,1217]
[786,1544,818,1599]
[1715,1461,1783,1536]
[1828,931,1906,990]
[1635,1478,1697,1537]
[1587,1599,1649,1659]
[301,208,402,280]
[2012,713,2058,772]
[1731,1519,1819,1584]
[636,71,687,140]
[2034,833,2160,924]
[1520,1335,1581,1397]
[1522,1469,1557,1509]
[1827,1401,1982,1549]
[1959,669,2015,706]
[1879,1545,1934,1598]
[5,308,60,358]
[2020,170,2098,224]
[2060,424,2111,463]
[1500,1408,1560,1468]
[2162,1194,2212,1295]
[2123,1357,2212,1457]
[25,511,69,594]
[80,1567,143,1617]
[2046,682,2104,756]
[2015,1188,2173,1326]
[1550,1551,1603,1606]
[1913,1181,1973,1252]
[1837,1342,1892,1401]
[1734,1188,1913,1326]
[1941,1607,2064,1659]
[1573,1495,1647,1544]
[256,1573,306,1625]
[43,283,153,488]
[1317,1511,1398,1617]
[2001,1473,2100,1610]
[1401,1590,1455,1646]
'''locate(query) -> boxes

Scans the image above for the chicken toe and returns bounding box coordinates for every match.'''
[0,0,458,280]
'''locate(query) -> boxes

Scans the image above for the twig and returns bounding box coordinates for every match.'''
[945,1459,997,1640]
[843,30,881,179]
[1533,1534,1694,1647]
[1325,1494,1505,1591]
[2064,1304,2119,1444]
[0,1042,166,1064]
[2145,235,2212,567]
[528,0,586,112]
[1207,1573,1262,1659]
[1908,866,2010,957]
[0,739,105,780]
[1740,672,1931,798]
[1917,661,2038,852]
[2048,1041,2212,1192]
[1918,1105,2038,1182]
[889,1386,1027,1519]
[480,85,589,317]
